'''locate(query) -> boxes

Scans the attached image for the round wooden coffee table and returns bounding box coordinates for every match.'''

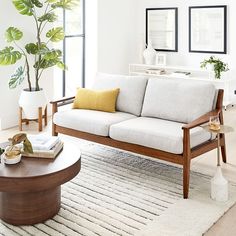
[0,143,81,225]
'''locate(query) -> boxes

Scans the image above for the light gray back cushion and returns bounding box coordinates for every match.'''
[92,73,148,116]
[141,78,216,123]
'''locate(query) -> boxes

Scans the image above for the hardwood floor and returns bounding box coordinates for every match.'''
[1,107,236,234]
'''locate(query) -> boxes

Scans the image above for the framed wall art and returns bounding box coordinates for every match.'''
[189,5,227,54]
[146,8,178,52]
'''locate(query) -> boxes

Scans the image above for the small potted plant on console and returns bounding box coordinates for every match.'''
[200,56,229,79]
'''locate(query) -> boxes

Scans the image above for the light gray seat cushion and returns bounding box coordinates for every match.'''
[110,117,211,154]
[141,78,216,123]
[92,73,148,116]
[53,109,136,136]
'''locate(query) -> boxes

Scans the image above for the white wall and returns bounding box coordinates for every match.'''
[0,1,53,130]
[96,0,139,75]
[85,0,98,88]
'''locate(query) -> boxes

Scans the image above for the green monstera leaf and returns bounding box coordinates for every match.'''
[56,61,67,70]
[25,43,38,54]
[9,66,25,89]
[51,0,79,10]
[43,49,62,60]
[5,27,23,42]
[0,47,22,65]
[46,27,64,42]
[38,12,57,22]
[37,44,49,55]
[34,48,65,70]
[12,0,34,16]
[31,0,43,8]
[34,59,57,69]
[25,42,48,55]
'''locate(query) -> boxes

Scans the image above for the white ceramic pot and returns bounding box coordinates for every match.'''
[143,42,156,65]
[19,89,47,119]
[206,64,215,79]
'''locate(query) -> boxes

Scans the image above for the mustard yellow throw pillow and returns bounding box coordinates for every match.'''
[73,88,120,112]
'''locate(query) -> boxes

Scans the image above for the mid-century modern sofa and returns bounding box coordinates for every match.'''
[51,73,226,199]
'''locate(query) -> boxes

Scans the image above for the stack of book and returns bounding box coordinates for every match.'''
[145,68,166,75]
[170,71,191,78]
[22,135,63,158]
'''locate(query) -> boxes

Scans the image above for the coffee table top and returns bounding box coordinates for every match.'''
[0,143,81,192]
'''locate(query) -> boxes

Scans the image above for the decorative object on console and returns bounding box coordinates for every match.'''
[155,54,166,66]
[146,7,178,52]
[189,5,227,54]
[171,71,191,78]
[0,0,78,119]
[145,68,166,75]
[200,56,229,79]
[143,41,156,65]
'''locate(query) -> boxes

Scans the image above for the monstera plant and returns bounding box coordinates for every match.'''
[0,0,78,91]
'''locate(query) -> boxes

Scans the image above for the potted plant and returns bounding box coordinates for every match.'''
[200,56,229,79]
[0,0,78,119]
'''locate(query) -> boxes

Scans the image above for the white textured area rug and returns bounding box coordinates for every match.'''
[1,143,236,236]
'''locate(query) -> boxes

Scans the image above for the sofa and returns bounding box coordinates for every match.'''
[51,73,225,198]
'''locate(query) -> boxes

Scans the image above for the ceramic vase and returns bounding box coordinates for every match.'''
[143,41,156,65]
[19,89,47,119]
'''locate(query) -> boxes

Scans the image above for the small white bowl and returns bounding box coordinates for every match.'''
[2,153,22,165]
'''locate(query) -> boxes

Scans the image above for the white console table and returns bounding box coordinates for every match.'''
[129,64,234,110]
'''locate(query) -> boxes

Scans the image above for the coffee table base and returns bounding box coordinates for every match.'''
[0,186,61,225]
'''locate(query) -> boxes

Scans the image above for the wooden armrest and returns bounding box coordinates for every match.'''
[50,96,75,105]
[182,109,221,130]
[51,96,75,117]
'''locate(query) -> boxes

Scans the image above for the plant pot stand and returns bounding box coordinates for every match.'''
[19,106,47,132]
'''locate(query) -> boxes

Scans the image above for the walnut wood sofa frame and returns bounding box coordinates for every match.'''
[51,89,226,199]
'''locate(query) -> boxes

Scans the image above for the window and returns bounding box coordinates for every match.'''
[56,0,85,97]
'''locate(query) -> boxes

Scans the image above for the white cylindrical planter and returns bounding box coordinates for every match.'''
[207,64,215,79]
[19,89,47,119]
[211,166,228,202]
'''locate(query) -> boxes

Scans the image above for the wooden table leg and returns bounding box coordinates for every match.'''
[0,187,61,225]
[38,107,43,132]
[44,105,48,126]
[19,107,23,131]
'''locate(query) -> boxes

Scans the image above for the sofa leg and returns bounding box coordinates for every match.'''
[183,128,191,199]
[52,124,58,136]
[183,159,190,199]
[220,134,226,163]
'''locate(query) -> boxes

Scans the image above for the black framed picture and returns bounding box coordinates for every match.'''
[189,5,227,54]
[146,8,178,52]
